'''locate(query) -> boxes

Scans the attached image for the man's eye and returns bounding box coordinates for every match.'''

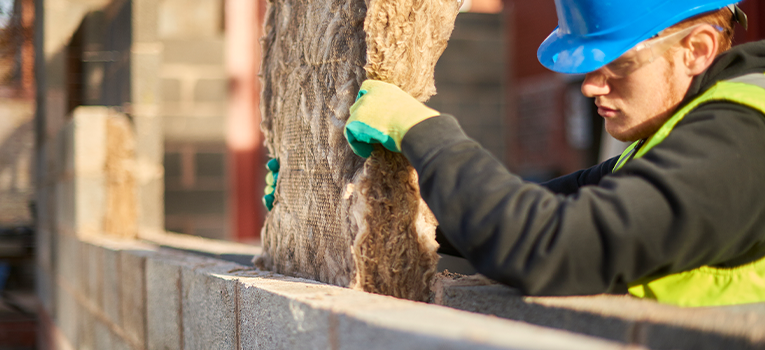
[609,59,636,71]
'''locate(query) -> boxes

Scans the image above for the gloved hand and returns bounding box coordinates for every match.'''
[263,158,279,211]
[345,80,440,158]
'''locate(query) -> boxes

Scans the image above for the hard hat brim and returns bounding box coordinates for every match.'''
[537,0,738,75]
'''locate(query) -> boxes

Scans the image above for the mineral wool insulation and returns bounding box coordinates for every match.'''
[258,0,460,301]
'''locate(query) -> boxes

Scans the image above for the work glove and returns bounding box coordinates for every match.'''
[345,80,441,158]
[263,158,279,211]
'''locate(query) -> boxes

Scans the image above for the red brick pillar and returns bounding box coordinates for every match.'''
[226,0,266,243]
[21,0,35,98]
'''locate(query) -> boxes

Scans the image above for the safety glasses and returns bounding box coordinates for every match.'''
[599,24,704,79]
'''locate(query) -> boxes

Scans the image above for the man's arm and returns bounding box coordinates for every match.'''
[540,156,620,195]
[439,156,619,256]
[403,106,765,296]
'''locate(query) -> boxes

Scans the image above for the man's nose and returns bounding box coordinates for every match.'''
[581,72,610,97]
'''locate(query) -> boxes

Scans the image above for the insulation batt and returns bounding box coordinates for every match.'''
[258,0,460,302]
[258,0,367,286]
[348,0,461,301]
[104,114,137,239]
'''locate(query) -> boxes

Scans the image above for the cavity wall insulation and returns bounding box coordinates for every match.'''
[258,0,460,301]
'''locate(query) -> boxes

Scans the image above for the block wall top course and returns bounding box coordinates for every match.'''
[59,232,765,350]
[432,274,765,350]
[119,252,147,350]
[72,234,631,350]
[181,262,239,350]
[140,230,260,257]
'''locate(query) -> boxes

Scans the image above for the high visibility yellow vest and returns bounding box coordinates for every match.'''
[613,73,765,307]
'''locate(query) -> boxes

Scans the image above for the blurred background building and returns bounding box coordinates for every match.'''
[44,0,511,246]
[0,0,36,348]
[157,0,236,240]
[62,0,253,242]
[45,0,269,243]
[0,0,34,228]
[0,0,762,348]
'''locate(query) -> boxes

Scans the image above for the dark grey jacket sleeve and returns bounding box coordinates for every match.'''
[402,106,765,296]
[540,156,620,195]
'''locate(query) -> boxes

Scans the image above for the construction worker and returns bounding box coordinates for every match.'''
[343,1,765,307]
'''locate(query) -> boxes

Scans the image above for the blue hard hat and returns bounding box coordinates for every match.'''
[538,0,740,74]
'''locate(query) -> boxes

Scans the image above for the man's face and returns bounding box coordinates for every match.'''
[581,45,694,142]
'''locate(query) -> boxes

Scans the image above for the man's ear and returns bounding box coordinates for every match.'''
[683,25,719,76]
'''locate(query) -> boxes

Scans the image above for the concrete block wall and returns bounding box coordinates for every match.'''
[34,105,140,348]
[163,143,229,240]
[40,106,137,238]
[34,2,160,347]
[35,0,165,239]
[158,0,230,240]
[40,234,633,350]
[35,106,83,318]
[44,235,150,350]
[158,0,227,142]
[131,0,165,236]
[432,274,765,350]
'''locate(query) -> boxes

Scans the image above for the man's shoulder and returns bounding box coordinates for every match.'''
[672,100,765,154]
[682,99,765,125]
[684,72,765,124]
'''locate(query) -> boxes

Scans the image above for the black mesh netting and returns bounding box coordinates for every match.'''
[258,0,367,286]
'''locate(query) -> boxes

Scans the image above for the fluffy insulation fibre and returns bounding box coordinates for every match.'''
[349,0,461,301]
[258,0,460,301]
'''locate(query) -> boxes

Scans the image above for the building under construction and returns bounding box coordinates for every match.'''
[0,0,764,348]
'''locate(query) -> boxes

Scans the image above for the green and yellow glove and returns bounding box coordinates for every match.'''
[263,158,279,211]
[345,80,440,158]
